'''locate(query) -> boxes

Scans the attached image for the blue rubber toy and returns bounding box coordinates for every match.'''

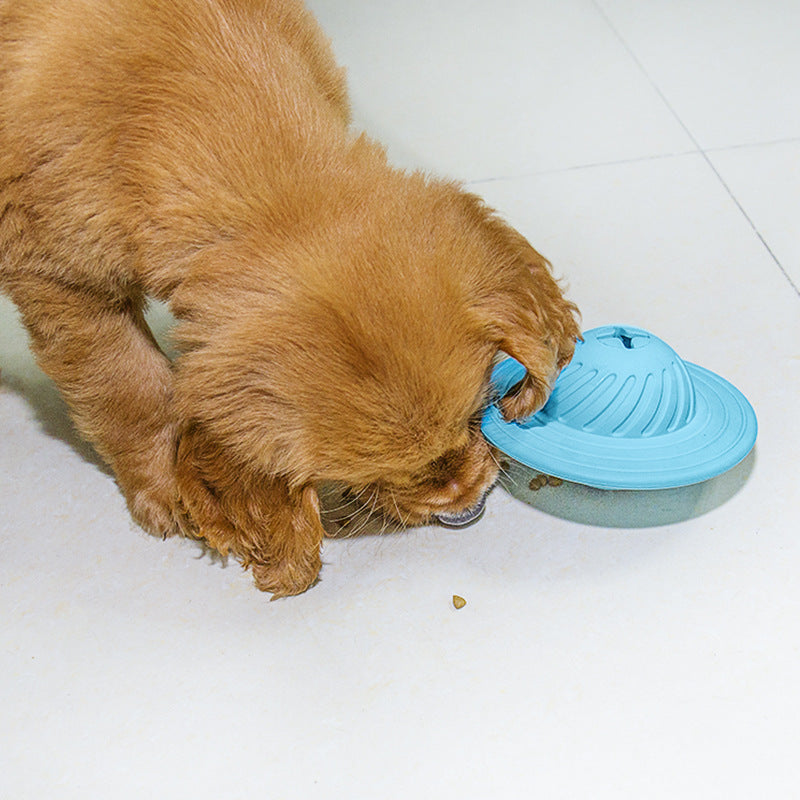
[481,325,758,490]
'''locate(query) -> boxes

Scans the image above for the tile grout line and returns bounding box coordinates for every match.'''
[705,135,800,154]
[467,137,800,187]
[466,149,699,186]
[590,0,800,298]
[702,161,800,296]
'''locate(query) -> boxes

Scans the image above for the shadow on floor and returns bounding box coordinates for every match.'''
[0,297,180,477]
[2,369,111,475]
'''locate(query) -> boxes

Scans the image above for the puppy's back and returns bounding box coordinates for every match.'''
[0,0,349,293]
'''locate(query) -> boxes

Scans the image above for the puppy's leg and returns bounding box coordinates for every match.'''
[6,276,179,535]
[176,422,323,597]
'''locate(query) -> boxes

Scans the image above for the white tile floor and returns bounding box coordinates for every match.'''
[2,1,799,797]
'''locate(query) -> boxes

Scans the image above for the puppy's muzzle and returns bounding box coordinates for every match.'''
[435,491,488,528]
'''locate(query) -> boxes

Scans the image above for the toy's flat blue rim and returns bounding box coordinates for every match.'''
[482,358,757,490]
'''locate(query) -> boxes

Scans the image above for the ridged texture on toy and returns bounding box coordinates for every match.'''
[539,327,695,438]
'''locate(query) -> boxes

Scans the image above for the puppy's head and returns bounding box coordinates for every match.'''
[175,175,580,528]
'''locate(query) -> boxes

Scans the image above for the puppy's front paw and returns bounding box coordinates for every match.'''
[498,323,580,422]
[251,551,322,598]
[500,370,555,422]
[125,480,182,539]
[115,424,183,538]
[175,421,326,597]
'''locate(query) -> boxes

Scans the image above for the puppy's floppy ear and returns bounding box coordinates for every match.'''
[472,213,581,421]
[175,420,323,597]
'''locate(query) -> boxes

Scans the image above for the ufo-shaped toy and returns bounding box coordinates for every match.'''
[481,325,757,490]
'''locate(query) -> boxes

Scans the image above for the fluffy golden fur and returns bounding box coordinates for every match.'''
[0,0,580,595]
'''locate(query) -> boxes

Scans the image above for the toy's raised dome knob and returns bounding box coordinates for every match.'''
[539,326,696,438]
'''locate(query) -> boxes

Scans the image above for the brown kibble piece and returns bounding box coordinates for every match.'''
[529,474,564,490]
[452,595,466,609]
[528,474,547,490]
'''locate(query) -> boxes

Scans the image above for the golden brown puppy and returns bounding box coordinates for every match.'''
[0,0,580,595]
